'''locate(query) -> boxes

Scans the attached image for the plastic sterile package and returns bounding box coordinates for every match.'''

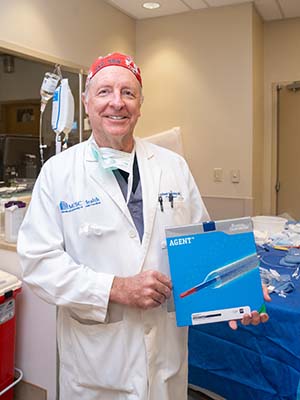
[278,248,300,272]
[287,222,300,234]
[283,247,300,263]
[259,267,295,297]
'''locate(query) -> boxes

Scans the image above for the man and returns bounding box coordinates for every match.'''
[17,52,269,400]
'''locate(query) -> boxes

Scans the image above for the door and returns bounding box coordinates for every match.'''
[277,83,300,219]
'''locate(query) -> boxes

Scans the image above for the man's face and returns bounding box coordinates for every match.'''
[83,66,142,151]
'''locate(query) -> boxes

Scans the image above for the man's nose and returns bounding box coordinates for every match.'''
[109,91,125,109]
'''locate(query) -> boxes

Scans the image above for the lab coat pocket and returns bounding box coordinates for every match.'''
[70,317,133,393]
[157,198,190,246]
[158,197,190,226]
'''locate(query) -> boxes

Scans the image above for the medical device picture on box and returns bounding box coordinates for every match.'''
[165,217,266,326]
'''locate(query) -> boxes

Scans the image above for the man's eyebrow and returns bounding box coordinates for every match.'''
[95,82,111,87]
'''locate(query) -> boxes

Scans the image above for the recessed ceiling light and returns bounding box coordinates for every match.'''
[142,2,161,10]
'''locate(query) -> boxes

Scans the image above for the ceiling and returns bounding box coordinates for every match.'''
[104,0,300,21]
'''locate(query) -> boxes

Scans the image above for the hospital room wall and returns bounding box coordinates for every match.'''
[1,0,287,220]
[263,18,300,214]
[136,3,262,219]
[0,0,136,69]
[252,8,264,216]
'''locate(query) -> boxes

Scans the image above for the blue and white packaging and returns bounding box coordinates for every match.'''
[165,217,265,326]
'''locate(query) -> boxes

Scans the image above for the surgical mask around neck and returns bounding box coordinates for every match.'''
[91,142,134,174]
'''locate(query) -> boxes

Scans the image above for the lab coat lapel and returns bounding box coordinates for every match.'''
[135,138,161,266]
[84,141,133,225]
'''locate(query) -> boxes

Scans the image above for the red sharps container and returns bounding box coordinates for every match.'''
[0,270,22,400]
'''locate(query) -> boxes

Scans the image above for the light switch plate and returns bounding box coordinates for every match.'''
[214,168,223,182]
[231,169,240,183]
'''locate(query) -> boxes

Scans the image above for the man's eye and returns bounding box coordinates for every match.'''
[98,89,110,96]
[122,90,135,99]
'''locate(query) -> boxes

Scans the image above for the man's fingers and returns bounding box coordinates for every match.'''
[110,270,173,309]
[241,311,269,326]
[262,285,271,302]
[229,310,269,330]
[154,271,172,290]
[155,282,172,299]
[151,290,168,305]
[228,320,238,330]
[260,313,269,323]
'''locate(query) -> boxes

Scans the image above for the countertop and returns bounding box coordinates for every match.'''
[0,193,31,252]
[0,238,17,251]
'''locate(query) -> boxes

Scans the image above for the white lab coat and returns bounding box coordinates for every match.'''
[17,136,209,400]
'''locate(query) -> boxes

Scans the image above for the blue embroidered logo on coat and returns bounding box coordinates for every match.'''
[85,197,101,208]
[59,197,101,213]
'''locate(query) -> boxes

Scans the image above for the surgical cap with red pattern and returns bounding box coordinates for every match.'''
[85,52,142,87]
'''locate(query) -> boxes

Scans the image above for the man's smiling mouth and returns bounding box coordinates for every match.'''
[106,115,127,120]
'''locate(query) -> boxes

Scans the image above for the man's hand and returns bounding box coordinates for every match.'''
[110,270,172,309]
[228,285,271,330]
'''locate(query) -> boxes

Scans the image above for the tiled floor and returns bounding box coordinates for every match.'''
[13,381,46,400]
[13,382,218,400]
[188,387,215,400]
[188,386,225,400]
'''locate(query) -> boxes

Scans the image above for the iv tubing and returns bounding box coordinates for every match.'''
[39,108,47,166]
[0,367,23,396]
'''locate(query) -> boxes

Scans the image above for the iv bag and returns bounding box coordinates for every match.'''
[51,79,75,135]
[40,72,60,105]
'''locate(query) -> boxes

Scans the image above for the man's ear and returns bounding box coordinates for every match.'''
[82,92,89,115]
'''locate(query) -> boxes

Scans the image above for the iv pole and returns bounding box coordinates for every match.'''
[78,70,83,143]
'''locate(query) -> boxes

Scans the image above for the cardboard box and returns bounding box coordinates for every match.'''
[165,217,265,326]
